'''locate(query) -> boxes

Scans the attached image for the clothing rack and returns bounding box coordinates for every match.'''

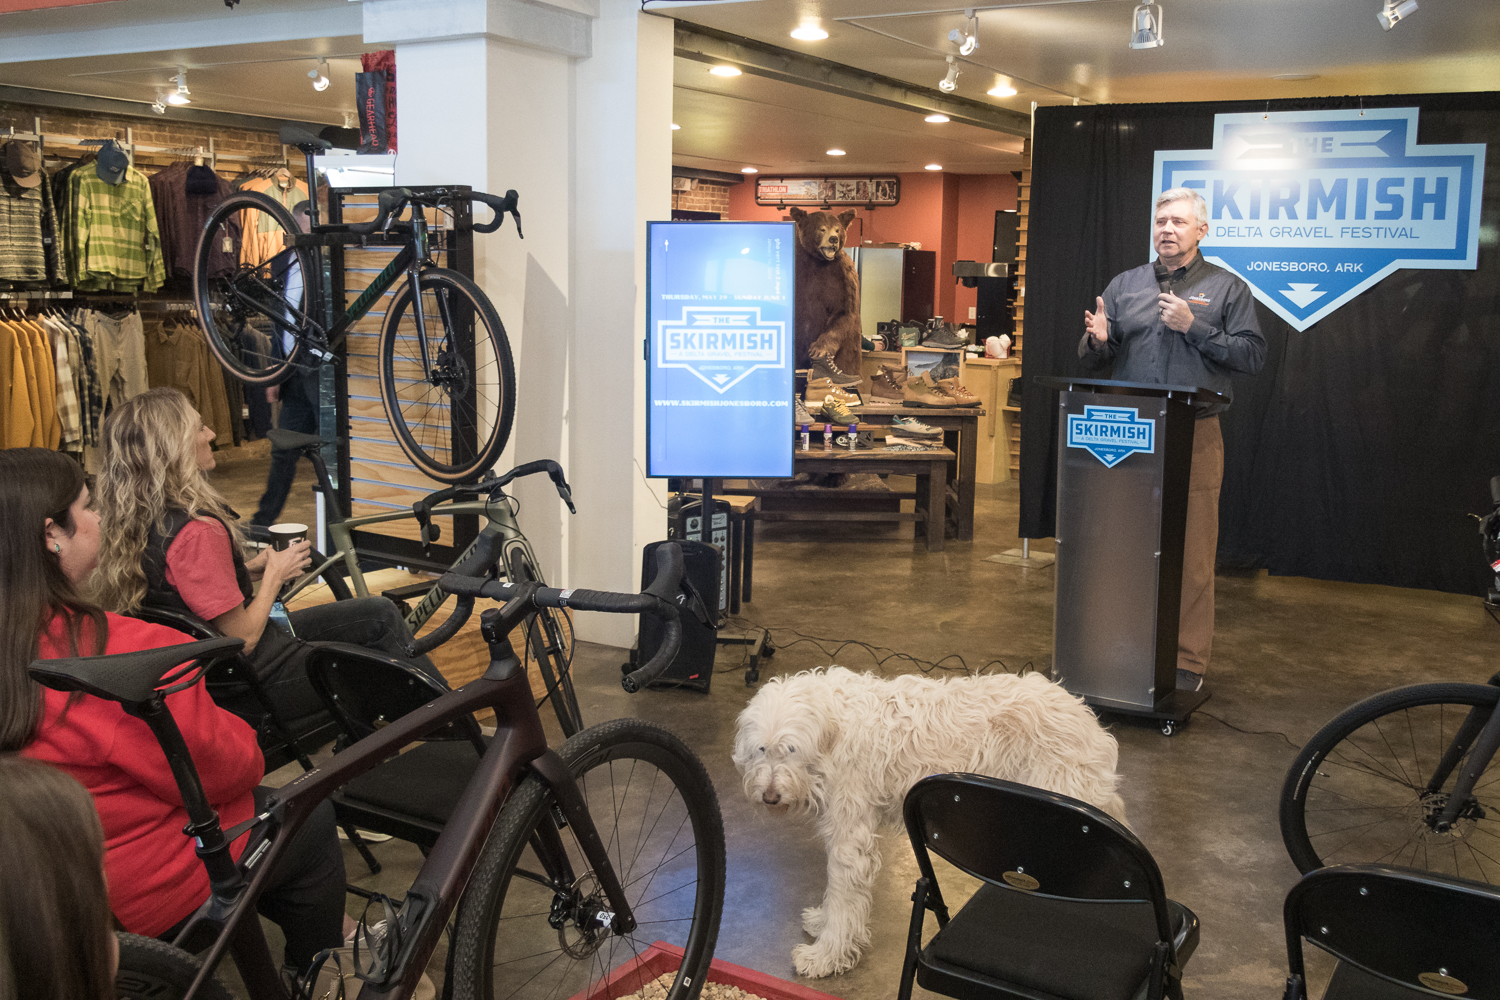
[1,120,294,174]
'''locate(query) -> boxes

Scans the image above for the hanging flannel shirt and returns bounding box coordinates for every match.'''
[71,166,165,293]
[41,315,81,449]
[68,314,103,445]
[0,176,49,288]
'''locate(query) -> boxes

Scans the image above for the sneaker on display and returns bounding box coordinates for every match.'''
[807,351,863,387]
[869,364,907,404]
[903,371,951,408]
[891,415,944,440]
[820,395,859,427]
[794,397,814,425]
[935,374,981,407]
[923,323,969,349]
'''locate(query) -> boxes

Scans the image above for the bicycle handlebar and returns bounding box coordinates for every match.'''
[344,187,523,239]
[438,544,687,692]
[411,460,575,554]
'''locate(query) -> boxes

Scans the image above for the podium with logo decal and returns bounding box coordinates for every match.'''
[1036,377,1225,735]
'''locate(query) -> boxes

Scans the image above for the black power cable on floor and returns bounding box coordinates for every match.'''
[718,615,1035,678]
[1194,710,1302,751]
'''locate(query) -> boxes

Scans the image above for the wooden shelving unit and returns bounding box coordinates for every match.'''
[1010,139,1031,479]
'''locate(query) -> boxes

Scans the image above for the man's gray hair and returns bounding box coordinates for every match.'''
[1156,187,1208,227]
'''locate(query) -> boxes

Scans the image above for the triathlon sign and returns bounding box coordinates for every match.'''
[1067,406,1155,468]
[1153,107,1486,331]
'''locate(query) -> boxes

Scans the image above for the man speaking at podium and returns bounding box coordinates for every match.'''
[1079,187,1265,692]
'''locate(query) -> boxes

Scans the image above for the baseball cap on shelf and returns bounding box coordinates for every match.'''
[3,141,41,188]
[96,141,130,185]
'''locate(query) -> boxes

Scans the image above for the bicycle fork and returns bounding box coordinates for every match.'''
[1424,696,1500,832]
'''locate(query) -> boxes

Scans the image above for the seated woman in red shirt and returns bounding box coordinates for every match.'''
[92,387,439,740]
[1,448,345,977]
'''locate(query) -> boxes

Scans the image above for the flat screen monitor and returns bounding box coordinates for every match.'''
[646,221,795,478]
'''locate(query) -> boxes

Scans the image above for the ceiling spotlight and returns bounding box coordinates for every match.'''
[987,82,1018,97]
[939,55,960,93]
[948,9,979,56]
[741,167,758,174]
[709,65,742,77]
[1129,2,1163,48]
[925,113,950,123]
[926,164,943,171]
[826,148,846,156]
[1377,0,1417,29]
[166,66,191,105]
[790,24,828,41]
[151,94,166,114]
[309,58,330,92]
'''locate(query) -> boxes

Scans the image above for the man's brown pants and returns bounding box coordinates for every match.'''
[1179,415,1223,677]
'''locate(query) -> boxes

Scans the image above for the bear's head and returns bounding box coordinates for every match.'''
[790,207,856,263]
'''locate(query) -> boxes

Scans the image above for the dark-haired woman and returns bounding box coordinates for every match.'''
[0,754,117,1000]
[3,448,347,979]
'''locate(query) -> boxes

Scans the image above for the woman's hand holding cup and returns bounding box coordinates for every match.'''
[264,524,313,589]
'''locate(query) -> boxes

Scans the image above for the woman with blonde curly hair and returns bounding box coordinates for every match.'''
[95,387,439,738]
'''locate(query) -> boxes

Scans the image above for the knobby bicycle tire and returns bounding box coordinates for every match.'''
[193,190,312,386]
[451,719,726,1000]
[115,933,234,1000]
[1280,681,1500,882]
[377,267,516,484]
[507,546,585,738]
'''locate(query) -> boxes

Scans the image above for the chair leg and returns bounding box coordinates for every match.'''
[343,822,382,875]
[1282,975,1306,1000]
[897,878,931,1000]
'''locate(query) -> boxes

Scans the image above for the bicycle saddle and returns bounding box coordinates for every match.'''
[279,124,333,152]
[268,428,341,452]
[29,637,244,707]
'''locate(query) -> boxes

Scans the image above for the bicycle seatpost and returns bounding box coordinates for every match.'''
[303,444,348,521]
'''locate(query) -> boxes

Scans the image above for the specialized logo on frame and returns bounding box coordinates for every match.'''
[1153,107,1486,331]
[656,307,787,394]
[1067,406,1155,468]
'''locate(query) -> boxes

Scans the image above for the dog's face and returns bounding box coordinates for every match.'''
[732,678,830,818]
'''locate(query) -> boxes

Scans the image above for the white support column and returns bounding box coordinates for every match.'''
[567,3,673,646]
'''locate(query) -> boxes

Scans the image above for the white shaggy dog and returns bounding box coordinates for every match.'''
[732,667,1125,978]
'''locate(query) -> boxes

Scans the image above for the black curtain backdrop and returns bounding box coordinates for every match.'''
[1019,92,1500,596]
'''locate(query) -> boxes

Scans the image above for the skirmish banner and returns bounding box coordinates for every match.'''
[1153,107,1486,331]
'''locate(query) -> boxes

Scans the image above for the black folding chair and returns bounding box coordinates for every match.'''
[1283,864,1500,999]
[304,644,488,871]
[899,773,1199,1000]
[126,604,336,773]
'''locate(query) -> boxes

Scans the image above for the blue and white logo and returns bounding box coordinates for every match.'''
[1154,108,1486,331]
[656,306,787,394]
[1067,406,1155,468]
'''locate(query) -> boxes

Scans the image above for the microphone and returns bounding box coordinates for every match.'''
[1153,262,1171,293]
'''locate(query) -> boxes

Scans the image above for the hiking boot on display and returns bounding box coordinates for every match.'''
[891,415,944,440]
[807,351,863,387]
[922,322,968,349]
[806,380,861,408]
[902,372,951,408]
[935,374,981,407]
[820,395,859,427]
[869,364,907,403]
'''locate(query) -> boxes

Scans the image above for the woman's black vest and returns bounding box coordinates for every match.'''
[141,509,254,621]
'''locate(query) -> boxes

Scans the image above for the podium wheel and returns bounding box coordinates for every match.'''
[1160,721,1178,737]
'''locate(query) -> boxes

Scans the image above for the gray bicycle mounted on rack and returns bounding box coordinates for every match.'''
[261,428,584,736]
[1279,476,1500,883]
[192,124,521,484]
[32,545,725,1000]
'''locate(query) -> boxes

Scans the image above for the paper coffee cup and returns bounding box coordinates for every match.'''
[268,523,308,551]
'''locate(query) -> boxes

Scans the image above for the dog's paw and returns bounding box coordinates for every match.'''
[793,941,855,978]
[801,906,826,937]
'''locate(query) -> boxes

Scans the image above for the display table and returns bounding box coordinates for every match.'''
[851,404,982,541]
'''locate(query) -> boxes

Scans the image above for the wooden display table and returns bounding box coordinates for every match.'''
[849,404,981,541]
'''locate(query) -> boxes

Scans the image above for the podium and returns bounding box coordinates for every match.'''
[1036,377,1224,735]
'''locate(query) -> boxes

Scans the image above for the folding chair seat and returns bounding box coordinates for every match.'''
[126,604,336,773]
[1282,864,1500,999]
[304,644,488,861]
[899,773,1199,1000]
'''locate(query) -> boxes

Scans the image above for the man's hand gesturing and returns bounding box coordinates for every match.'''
[1084,296,1109,345]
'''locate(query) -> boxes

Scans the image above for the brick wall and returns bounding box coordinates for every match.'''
[671,179,730,216]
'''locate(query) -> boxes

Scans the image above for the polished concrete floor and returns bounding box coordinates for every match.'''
[208,452,1500,999]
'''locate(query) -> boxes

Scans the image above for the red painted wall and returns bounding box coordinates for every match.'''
[726,171,1017,324]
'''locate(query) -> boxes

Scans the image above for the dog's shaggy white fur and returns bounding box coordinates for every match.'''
[732,667,1125,978]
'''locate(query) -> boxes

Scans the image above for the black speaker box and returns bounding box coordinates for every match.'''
[634,539,720,693]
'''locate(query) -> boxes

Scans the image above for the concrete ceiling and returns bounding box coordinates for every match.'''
[663,0,1500,174]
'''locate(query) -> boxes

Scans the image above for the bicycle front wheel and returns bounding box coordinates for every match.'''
[378,267,516,483]
[452,720,726,1000]
[193,191,311,385]
[1280,682,1500,881]
[508,546,584,738]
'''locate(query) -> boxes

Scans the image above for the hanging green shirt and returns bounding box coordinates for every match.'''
[71,165,165,293]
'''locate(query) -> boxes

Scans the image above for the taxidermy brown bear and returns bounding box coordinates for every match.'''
[791,207,862,377]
